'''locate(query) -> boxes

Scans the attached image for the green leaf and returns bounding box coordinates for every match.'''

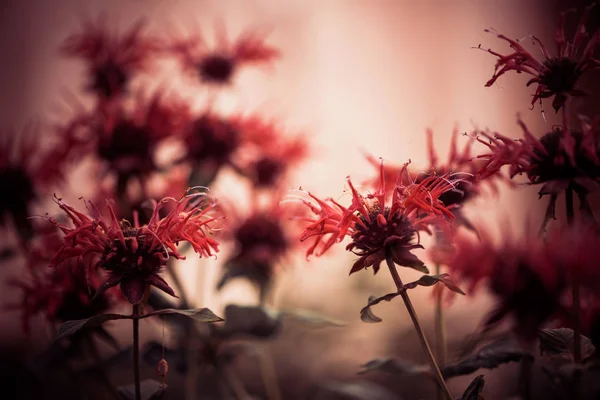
[145,308,223,323]
[404,274,465,295]
[360,293,401,323]
[55,313,129,341]
[460,375,485,400]
[117,379,166,400]
[359,357,427,375]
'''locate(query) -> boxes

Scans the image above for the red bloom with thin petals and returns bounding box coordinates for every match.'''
[76,90,190,193]
[296,161,456,274]
[475,117,600,229]
[168,25,280,86]
[62,17,158,99]
[0,122,83,246]
[480,4,600,112]
[46,190,222,304]
[448,227,566,341]
[218,195,299,298]
[234,115,309,188]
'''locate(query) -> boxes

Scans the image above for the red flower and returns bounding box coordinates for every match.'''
[75,90,189,195]
[480,4,600,112]
[167,24,280,86]
[295,161,456,274]
[0,122,83,246]
[447,226,566,341]
[233,115,309,188]
[62,17,158,99]
[179,110,241,183]
[218,195,298,299]
[46,190,222,304]
[475,117,600,229]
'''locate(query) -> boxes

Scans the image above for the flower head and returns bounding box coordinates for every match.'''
[218,195,297,299]
[475,117,600,229]
[447,226,566,341]
[168,24,280,86]
[0,122,83,246]
[295,161,456,274]
[62,17,158,99]
[46,190,222,304]
[233,115,309,188]
[480,4,600,112]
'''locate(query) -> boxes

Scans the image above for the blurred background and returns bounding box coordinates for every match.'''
[0,0,598,399]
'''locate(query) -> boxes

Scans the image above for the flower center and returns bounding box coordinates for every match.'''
[540,57,580,94]
[97,121,153,176]
[254,156,284,187]
[350,206,415,254]
[198,54,235,83]
[92,60,128,98]
[100,225,164,278]
[188,116,239,166]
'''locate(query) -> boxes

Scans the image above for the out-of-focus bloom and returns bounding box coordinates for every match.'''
[218,194,299,299]
[480,4,600,112]
[447,226,566,341]
[475,117,600,229]
[7,223,116,334]
[0,122,83,247]
[46,190,222,304]
[75,90,189,195]
[62,17,158,99]
[366,129,495,233]
[294,161,456,275]
[233,115,309,189]
[178,111,241,185]
[167,24,280,86]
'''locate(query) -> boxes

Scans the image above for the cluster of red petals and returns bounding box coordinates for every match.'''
[0,123,83,244]
[295,161,456,274]
[447,227,566,341]
[232,115,309,188]
[62,17,158,99]
[167,25,280,85]
[78,90,190,186]
[46,190,222,304]
[475,117,600,228]
[481,4,600,112]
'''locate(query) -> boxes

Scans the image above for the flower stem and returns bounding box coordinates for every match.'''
[385,251,452,400]
[565,186,582,364]
[133,304,142,400]
[434,263,447,400]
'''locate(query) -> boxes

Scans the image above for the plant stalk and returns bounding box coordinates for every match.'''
[385,251,453,400]
[133,304,142,400]
[434,263,447,400]
[565,186,582,364]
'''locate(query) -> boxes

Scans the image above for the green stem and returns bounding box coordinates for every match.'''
[565,186,581,364]
[434,263,447,400]
[133,304,141,400]
[385,251,453,400]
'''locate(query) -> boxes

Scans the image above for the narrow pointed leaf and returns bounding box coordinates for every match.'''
[359,357,427,375]
[360,294,399,323]
[404,274,465,295]
[145,308,223,323]
[55,313,129,341]
[280,308,346,327]
[461,375,485,400]
[538,328,595,361]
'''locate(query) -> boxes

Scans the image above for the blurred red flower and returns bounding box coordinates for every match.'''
[62,17,158,100]
[480,4,600,112]
[46,190,222,304]
[167,24,280,86]
[295,161,456,275]
[0,122,84,247]
[475,117,600,229]
[447,226,566,341]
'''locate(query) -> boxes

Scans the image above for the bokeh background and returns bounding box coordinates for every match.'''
[0,1,598,399]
